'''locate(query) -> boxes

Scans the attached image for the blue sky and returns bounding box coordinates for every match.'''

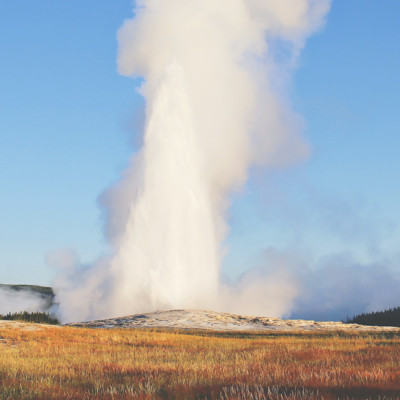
[1,1,399,317]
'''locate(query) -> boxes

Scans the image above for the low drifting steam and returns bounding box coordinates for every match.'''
[54,0,331,323]
[0,288,49,315]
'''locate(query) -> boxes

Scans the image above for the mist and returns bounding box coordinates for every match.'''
[0,288,49,315]
[241,247,400,322]
[53,0,332,323]
[293,255,400,321]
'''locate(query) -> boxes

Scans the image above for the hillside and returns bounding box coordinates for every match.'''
[0,284,54,297]
[0,284,55,311]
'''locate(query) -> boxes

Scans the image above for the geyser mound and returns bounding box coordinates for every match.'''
[68,309,400,332]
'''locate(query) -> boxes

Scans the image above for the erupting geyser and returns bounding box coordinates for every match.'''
[54,0,331,323]
[108,62,220,312]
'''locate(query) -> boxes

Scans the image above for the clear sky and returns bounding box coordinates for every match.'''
[1,1,399,318]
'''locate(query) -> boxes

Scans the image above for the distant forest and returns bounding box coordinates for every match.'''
[345,306,400,327]
[0,311,59,325]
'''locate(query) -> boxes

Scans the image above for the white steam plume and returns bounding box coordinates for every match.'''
[54,0,331,323]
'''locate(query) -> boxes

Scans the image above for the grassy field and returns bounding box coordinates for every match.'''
[0,325,399,399]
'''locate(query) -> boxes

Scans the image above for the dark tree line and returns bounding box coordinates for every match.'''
[0,311,59,325]
[345,306,400,327]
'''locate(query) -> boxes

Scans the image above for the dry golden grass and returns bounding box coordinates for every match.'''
[0,324,399,399]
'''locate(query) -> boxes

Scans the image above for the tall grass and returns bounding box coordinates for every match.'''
[0,326,399,399]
